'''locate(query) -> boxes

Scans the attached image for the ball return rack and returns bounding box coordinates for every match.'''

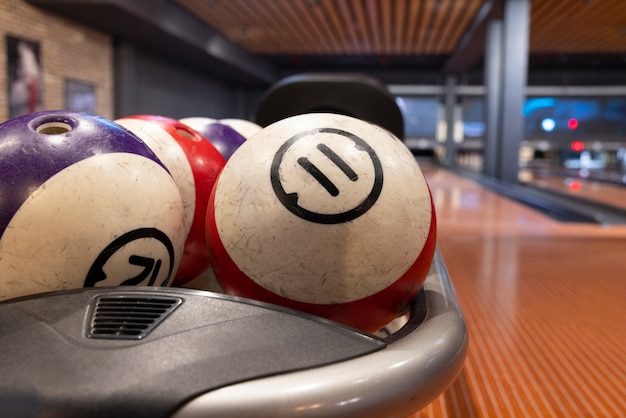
[0,250,466,418]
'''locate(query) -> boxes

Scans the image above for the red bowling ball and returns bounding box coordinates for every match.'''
[206,113,437,332]
[0,111,186,301]
[116,115,226,286]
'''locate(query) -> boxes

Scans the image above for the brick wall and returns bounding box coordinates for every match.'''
[0,0,113,122]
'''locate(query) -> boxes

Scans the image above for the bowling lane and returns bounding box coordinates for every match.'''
[528,171,626,210]
[409,164,626,418]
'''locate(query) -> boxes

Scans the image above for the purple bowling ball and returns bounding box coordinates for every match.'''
[0,110,186,302]
[0,111,164,217]
[181,118,246,160]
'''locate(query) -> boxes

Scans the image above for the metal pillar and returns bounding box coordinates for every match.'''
[498,0,530,183]
[444,75,458,167]
[483,20,502,178]
[483,0,530,182]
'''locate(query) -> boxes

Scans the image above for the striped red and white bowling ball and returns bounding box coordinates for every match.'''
[116,115,226,286]
[206,113,436,332]
[0,111,185,301]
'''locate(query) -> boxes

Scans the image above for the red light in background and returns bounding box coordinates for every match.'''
[571,141,585,152]
[568,118,578,130]
[569,180,582,191]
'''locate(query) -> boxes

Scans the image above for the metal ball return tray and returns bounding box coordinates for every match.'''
[0,251,467,418]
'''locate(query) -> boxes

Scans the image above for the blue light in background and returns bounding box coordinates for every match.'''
[541,118,556,132]
[523,98,557,116]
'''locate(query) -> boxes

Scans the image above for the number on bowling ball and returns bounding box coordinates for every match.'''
[122,255,163,286]
[84,228,176,288]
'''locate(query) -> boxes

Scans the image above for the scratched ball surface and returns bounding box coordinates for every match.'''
[0,111,185,301]
[116,115,226,286]
[207,113,436,332]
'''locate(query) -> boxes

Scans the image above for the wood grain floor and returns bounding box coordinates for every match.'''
[530,173,626,210]
[408,165,626,418]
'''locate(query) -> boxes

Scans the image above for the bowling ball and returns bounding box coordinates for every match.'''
[206,113,436,332]
[180,118,246,160]
[0,111,185,301]
[219,118,262,139]
[116,115,226,286]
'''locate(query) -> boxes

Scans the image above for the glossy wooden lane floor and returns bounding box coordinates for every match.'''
[529,173,626,211]
[408,165,626,418]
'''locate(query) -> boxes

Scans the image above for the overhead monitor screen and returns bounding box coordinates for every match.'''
[461,97,485,138]
[524,97,626,140]
[396,97,439,139]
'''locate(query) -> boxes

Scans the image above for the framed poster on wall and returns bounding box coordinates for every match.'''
[65,79,96,114]
[6,35,43,118]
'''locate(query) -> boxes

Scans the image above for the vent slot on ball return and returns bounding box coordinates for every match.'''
[88,295,182,340]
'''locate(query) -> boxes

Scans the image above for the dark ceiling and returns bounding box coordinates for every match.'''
[26,0,626,86]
